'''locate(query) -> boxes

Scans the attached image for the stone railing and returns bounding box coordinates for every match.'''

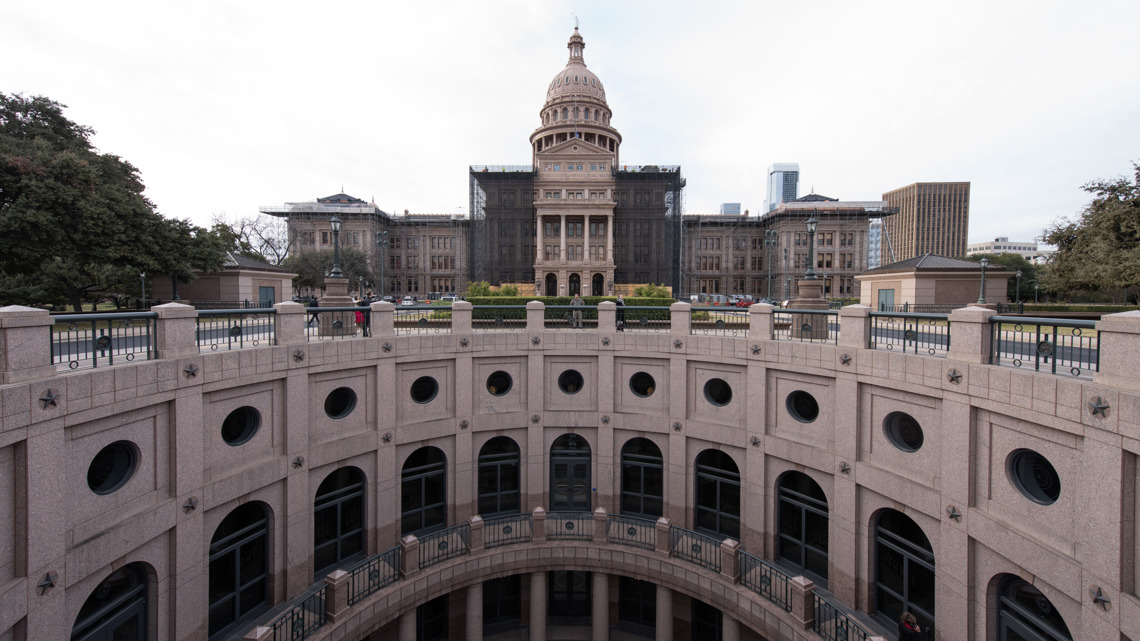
[242,507,886,641]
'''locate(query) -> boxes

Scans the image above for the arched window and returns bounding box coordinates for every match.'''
[483,575,523,635]
[874,509,935,633]
[314,467,365,577]
[998,576,1072,641]
[620,438,663,519]
[694,450,740,539]
[595,110,600,122]
[401,447,446,536]
[417,594,449,641]
[584,108,590,120]
[777,471,829,586]
[618,576,656,638]
[550,434,591,511]
[574,106,580,119]
[562,107,568,120]
[691,599,723,641]
[72,564,147,641]
[478,437,520,517]
[209,502,269,638]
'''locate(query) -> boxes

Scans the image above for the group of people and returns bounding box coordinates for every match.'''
[354,291,375,336]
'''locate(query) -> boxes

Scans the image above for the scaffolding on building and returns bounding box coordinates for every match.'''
[469,166,537,287]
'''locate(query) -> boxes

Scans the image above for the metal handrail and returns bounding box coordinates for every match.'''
[418,524,470,569]
[51,312,158,370]
[268,585,326,641]
[813,592,871,641]
[739,551,792,611]
[989,315,1099,377]
[347,546,401,606]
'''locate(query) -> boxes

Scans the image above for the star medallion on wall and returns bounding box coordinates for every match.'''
[840,354,851,365]
[947,369,962,384]
[183,364,199,378]
[1088,396,1110,417]
[38,389,60,409]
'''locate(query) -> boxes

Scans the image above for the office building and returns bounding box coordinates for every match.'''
[880,182,971,263]
[766,163,800,212]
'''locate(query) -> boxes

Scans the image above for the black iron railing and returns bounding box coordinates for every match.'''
[869,312,951,356]
[990,315,1099,377]
[394,305,452,335]
[544,305,598,330]
[471,306,528,332]
[606,514,656,550]
[739,552,792,611]
[483,513,533,548]
[545,512,593,541]
[418,524,469,569]
[196,309,276,351]
[269,586,326,641]
[305,307,371,341]
[774,309,839,344]
[669,527,722,572]
[617,305,671,333]
[347,546,401,606]
[691,307,749,336]
[51,312,157,370]
[813,592,871,641]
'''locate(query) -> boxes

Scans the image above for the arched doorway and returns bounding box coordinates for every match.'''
[401,447,447,536]
[72,564,148,641]
[569,273,581,295]
[694,450,740,539]
[478,437,521,517]
[997,575,1072,641]
[776,471,829,586]
[550,434,591,511]
[545,273,558,297]
[314,466,365,577]
[209,502,270,638]
[592,273,604,296]
[621,437,663,519]
[874,509,935,633]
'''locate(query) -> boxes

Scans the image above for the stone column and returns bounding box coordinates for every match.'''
[322,569,350,623]
[273,301,307,346]
[1094,310,1140,388]
[597,302,616,335]
[584,214,591,263]
[467,581,484,641]
[452,301,473,334]
[530,571,547,641]
[371,301,395,337]
[947,306,996,364]
[153,302,199,359]
[606,215,614,263]
[655,585,673,641]
[537,214,545,265]
[748,303,774,341]
[560,214,567,263]
[722,615,740,641]
[398,611,416,641]
[670,302,691,336]
[592,571,609,641]
[788,576,816,630]
[0,305,55,384]
[527,301,546,334]
[837,304,871,350]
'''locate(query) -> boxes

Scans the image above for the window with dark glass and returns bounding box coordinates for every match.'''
[401,447,447,536]
[417,594,449,641]
[208,502,269,638]
[478,437,520,517]
[548,571,591,622]
[313,467,365,577]
[874,509,935,634]
[72,564,147,641]
[618,577,656,638]
[998,575,1072,641]
[691,599,722,641]
[550,434,591,511]
[777,471,829,586]
[621,438,663,519]
[694,450,740,539]
[483,575,522,635]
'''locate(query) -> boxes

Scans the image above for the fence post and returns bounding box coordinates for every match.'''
[273,301,306,346]
[670,302,691,335]
[468,515,485,552]
[597,301,616,334]
[371,301,395,337]
[451,301,473,334]
[748,303,774,340]
[323,569,350,623]
[153,302,199,359]
[1094,310,1140,388]
[655,517,671,555]
[947,306,997,364]
[719,538,740,582]
[0,306,55,384]
[241,626,273,641]
[532,507,547,543]
[838,304,872,349]
[527,301,546,334]
[592,507,607,543]
[400,535,420,578]
[789,576,815,630]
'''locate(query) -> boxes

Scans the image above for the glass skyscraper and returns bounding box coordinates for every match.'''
[766,163,799,212]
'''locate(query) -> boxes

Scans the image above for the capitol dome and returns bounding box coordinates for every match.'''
[544,27,607,105]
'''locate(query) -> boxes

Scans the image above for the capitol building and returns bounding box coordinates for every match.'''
[1,29,1136,641]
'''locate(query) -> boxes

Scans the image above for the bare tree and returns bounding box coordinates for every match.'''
[211,213,296,265]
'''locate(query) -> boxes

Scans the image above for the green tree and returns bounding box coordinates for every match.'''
[633,282,671,298]
[465,280,492,296]
[0,94,224,310]
[282,248,373,293]
[966,253,1039,302]
[1040,164,1140,303]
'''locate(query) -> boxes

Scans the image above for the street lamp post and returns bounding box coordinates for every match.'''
[977,257,989,305]
[1035,283,1039,304]
[1015,270,1022,304]
[804,214,819,280]
[358,275,364,300]
[140,272,146,309]
[329,217,343,278]
[764,229,778,300]
[376,230,390,299]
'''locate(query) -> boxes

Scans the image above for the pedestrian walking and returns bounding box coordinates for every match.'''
[571,294,584,328]
[615,294,625,331]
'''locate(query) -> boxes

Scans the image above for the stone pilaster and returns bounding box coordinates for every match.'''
[153,302,199,359]
[947,306,996,364]
[837,304,871,349]
[748,304,774,340]
[670,302,691,335]
[0,306,54,384]
[273,301,307,346]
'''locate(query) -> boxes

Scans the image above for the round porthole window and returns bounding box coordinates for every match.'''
[486,370,512,396]
[786,390,819,423]
[411,376,439,404]
[1007,449,1061,505]
[88,441,138,495]
[629,372,656,397]
[883,411,923,452]
[703,378,732,406]
[558,369,584,394]
[324,387,357,419]
[221,406,261,446]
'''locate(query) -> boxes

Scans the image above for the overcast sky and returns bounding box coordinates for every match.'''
[4,1,1138,245]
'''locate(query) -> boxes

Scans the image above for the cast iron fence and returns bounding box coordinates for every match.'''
[268,585,326,641]
[196,309,276,351]
[739,551,792,611]
[347,546,401,606]
[990,315,1099,377]
[50,312,157,370]
[774,309,839,344]
[418,524,469,569]
[471,305,528,332]
[869,312,951,355]
[669,526,722,572]
[813,592,871,641]
[691,307,749,336]
[305,307,371,341]
[545,512,593,541]
[606,514,656,550]
[483,513,533,548]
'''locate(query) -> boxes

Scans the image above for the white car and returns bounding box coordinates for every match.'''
[400,297,417,306]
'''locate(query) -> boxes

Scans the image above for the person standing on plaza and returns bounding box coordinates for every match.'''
[615,294,625,331]
[571,293,584,328]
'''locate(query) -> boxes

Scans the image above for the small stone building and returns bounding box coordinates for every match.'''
[855,253,1011,310]
[151,251,296,307]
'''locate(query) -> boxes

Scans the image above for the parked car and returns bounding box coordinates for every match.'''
[400,296,417,306]
[381,295,395,303]
[735,299,755,308]
[440,294,460,302]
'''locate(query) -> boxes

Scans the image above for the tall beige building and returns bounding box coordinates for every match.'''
[881,182,970,263]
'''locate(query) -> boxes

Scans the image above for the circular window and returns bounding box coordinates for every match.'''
[558,369,584,394]
[324,387,357,419]
[703,378,732,406]
[411,376,439,404]
[786,391,819,423]
[486,370,512,396]
[629,372,656,397]
[221,406,261,446]
[883,411,923,452]
[88,441,138,495]
[1008,449,1061,505]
